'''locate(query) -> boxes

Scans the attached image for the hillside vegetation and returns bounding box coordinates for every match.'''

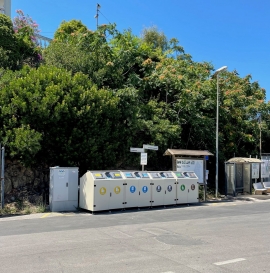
[0,13,270,190]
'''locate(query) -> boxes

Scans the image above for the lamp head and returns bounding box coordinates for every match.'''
[215,66,227,73]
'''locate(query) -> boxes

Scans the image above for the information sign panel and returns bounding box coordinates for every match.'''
[176,159,204,183]
[140,153,147,165]
[251,163,260,179]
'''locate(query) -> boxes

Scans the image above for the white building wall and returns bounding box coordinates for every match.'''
[0,0,11,17]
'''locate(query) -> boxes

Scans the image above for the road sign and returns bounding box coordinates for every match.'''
[143,144,158,151]
[130,147,145,153]
[140,153,147,165]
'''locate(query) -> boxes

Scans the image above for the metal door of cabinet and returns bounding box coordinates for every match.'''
[177,181,188,204]
[163,180,177,206]
[53,178,69,202]
[138,180,152,207]
[108,180,124,210]
[151,180,164,206]
[125,180,139,208]
[186,181,199,203]
[68,169,79,201]
[94,180,110,211]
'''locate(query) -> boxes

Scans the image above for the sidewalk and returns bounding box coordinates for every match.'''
[208,193,270,202]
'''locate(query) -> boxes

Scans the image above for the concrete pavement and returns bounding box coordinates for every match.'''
[1,199,270,272]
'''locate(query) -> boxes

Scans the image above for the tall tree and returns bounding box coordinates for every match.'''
[0,66,126,174]
[141,26,168,52]
[54,19,88,42]
[0,14,19,69]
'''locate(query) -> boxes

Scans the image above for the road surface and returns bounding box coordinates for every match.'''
[0,200,269,273]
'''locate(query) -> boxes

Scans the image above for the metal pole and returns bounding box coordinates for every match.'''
[96,4,98,29]
[215,74,219,198]
[0,143,2,209]
[1,146,4,209]
[259,114,262,159]
[203,157,206,201]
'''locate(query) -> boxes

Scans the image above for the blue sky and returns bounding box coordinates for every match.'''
[12,0,270,101]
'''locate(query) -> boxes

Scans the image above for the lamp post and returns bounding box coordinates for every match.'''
[214,66,227,198]
[258,112,262,159]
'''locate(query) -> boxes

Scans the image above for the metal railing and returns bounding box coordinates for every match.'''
[36,34,52,48]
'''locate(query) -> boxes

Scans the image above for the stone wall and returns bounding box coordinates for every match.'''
[3,160,49,203]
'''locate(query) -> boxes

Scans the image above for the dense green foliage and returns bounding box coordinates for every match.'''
[54,20,88,41]
[0,14,269,189]
[0,14,19,69]
[0,12,41,70]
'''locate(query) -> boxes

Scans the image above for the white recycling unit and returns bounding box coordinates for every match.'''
[149,172,176,207]
[106,171,125,210]
[121,171,139,208]
[138,172,152,208]
[121,171,151,208]
[80,171,108,211]
[49,167,79,212]
[173,171,199,204]
[159,172,177,206]
[79,171,124,212]
[184,172,199,203]
[148,172,163,206]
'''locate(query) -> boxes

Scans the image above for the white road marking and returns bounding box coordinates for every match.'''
[214,258,246,265]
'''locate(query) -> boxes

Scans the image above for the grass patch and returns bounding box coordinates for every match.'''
[199,185,224,201]
[0,199,48,216]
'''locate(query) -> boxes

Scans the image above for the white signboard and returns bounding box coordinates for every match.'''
[176,159,204,183]
[130,147,145,153]
[140,153,147,165]
[143,144,158,151]
[251,163,260,179]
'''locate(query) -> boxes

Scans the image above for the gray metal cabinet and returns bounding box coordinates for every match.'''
[49,167,79,212]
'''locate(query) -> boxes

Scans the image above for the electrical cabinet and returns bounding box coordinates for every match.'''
[49,167,79,212]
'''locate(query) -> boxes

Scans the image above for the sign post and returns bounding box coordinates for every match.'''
[143,144,158,151]
[140,153,147,171]
[130,144,158,171]
[130,147,145,153]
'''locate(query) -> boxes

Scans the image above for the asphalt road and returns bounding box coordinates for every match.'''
[1,200,270,273]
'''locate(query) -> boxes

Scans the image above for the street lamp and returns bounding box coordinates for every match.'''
[213,66,227,198]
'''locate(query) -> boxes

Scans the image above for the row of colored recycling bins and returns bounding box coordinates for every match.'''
[79,170,199,212]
